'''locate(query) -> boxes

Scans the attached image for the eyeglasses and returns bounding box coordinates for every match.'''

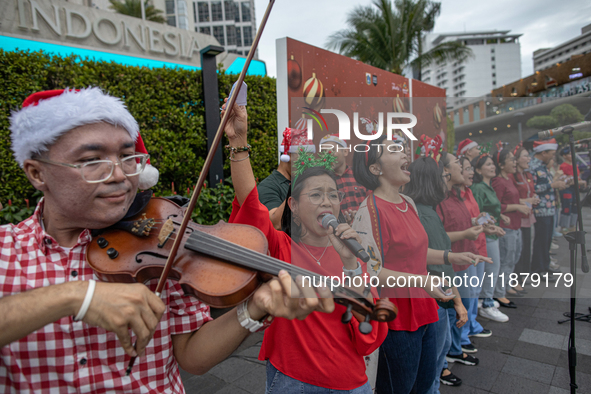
[302,191,345,205]
[35,154,149,183]
[463,166,475,173]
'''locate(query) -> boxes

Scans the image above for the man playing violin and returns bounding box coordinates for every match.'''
[0,88,334,393]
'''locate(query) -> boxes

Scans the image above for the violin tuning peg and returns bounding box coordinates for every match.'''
[358,315,372,335]
[341,304,353,324]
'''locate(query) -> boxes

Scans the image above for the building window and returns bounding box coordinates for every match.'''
[167,15,176,26]
[213,25,225,45]
[226,25,236,45]
[242,26,252,46]
[492,65,495,69]
[241,2,251,22]
[197,2,209,22]
[492,80,496,85]
[491,57,495,61]
[491,47,495,53]
[165,0,175,14]
[492,73,496,77]
[473,105,480,122]
[233,2,240,22]
[235,26,242,47]
[211,2,223,21]
[224,0,234,21]
[200,26,211,35]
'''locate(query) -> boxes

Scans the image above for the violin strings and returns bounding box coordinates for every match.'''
[183,231,370,302]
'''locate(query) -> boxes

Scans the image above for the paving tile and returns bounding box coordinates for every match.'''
[213,385,250,394]
[517,297,541,308]
[558,350,591,371]
[551,366,591,391]
[440,384,489,393]
[534,307,574,322]
[527,316,572,337]
[182,373,227,394]
[208,356,260,383]
[511,341,562,365]
[466,348,508,371]
[538,298,574,312]
[232,364,267,394]
[519,328,566,350]
[476,335,517,353]
[238,344,263,359]
[446,363,500,391]
[501,355,556,384]
[490,372,550,394]
[485,321,525,340]
[561,335,591,357]
[548,386,570,394]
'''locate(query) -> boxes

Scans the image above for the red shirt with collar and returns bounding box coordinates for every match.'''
[0,201,211,393]
[491,176,522,230]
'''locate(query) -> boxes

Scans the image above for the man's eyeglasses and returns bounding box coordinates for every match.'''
[302,191,345,205]
[35,154,149,183]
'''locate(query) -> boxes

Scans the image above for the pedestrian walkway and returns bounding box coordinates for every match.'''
[180,212,591,393]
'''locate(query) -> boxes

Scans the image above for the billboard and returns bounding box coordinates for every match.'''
[276,37,446,159]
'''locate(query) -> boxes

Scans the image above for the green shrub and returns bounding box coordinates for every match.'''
[0,50,278,224]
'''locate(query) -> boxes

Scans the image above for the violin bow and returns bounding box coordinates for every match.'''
[126,0,276,375]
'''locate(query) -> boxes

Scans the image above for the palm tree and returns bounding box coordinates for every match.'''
[109,0,166,24]
[326,0,472,79]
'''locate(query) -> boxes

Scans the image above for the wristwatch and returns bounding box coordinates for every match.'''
[343,261,363,277]
[237,299,273,333]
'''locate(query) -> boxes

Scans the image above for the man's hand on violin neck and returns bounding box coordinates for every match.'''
[81,282,165,357]
[249,270,335,321]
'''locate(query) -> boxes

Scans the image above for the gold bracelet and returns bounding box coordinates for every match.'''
[229,153,250,162]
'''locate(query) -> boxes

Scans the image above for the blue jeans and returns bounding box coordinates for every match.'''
[532,216,554,273]
[446,308,462,357]
[461,264,484,345]
[377,324,438,394]
[496,228,522,298]
[266,362,372,394]
[481,237,500,308]
[427,307,450,394]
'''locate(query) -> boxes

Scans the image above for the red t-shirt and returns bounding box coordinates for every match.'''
[436,193,478,270]
[491,176,522,230]
[560,162,574,177]
[373,195,438,331]
[460,188,488,257]
[229,189,388,390]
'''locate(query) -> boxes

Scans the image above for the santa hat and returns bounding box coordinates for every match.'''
[279,127,315,162]
[458,138,478,155]
[319,133,347,148]
[533,139,558,153]
[9,88,159,189]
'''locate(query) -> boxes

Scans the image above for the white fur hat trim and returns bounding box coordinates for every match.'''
[9,87,139,167]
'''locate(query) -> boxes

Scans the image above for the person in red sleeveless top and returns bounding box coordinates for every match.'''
[351,135,488,394]
[222,100,399,393]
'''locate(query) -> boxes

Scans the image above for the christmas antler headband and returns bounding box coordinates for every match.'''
[415,134,443,162]
[496,140,509,163]
[293,146,337,184]
[512,142,523,156]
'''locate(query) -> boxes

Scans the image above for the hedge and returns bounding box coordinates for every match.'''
[0,50,279,224]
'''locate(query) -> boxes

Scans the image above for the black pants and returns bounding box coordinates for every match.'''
[531,216,554,273]
[515,226,532,274]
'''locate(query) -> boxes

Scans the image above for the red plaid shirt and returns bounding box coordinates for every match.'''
[0,201,212,393]
[336,166,367,213]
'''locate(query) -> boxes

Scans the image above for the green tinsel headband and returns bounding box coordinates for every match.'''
[292,146,337,185]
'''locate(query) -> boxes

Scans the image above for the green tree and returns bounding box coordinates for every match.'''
[550,103,584,126]
[109,0,166,23]
[326,0,472,76]
[526,115,559,130]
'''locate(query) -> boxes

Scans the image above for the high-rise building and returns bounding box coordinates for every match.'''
[89,0,258,57]
[533,24,591,72]
[421,30,522,100]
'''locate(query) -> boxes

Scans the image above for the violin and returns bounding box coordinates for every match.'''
[87,197,397,332]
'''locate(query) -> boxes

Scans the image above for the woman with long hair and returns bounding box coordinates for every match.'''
[471,154,509,322]
[509,147,539,279]
[403,155,470,391]
[491,148,531,308]
[352,136,489,393]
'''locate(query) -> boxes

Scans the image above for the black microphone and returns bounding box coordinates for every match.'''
[538,121,591,140]
[321,214,370,262]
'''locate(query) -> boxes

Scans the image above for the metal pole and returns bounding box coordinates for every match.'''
[518,121,523,143]
[140,0,146,20]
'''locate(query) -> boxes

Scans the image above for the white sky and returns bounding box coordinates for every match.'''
[253,0,591,79]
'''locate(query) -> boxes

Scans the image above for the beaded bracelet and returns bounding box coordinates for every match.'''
[225,144,251,159]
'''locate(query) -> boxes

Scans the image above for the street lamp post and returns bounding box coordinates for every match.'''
[200,45,225,187]
[514,111,525,142]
